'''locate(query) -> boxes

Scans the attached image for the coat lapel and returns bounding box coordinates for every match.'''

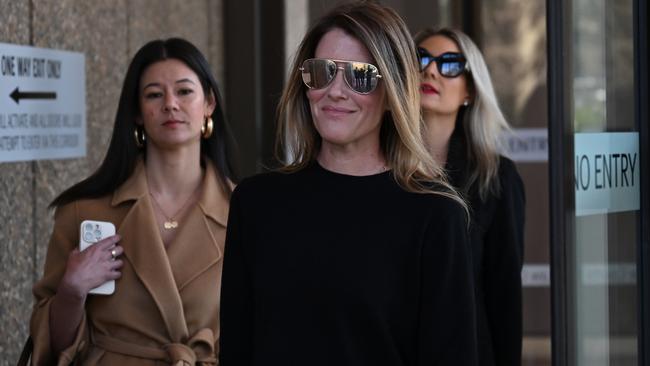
[110,159,230,342]
[166,162,229,291]
[111,159,188,341]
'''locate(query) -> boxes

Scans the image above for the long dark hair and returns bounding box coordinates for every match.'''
[51,38,238,208]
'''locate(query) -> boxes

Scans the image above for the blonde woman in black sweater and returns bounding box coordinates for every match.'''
[219,3,478,365]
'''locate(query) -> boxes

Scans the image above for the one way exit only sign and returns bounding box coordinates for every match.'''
[0,42,85,162]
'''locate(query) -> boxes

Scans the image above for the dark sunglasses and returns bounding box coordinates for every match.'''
[299,58,383,94]
[417,47,470,78]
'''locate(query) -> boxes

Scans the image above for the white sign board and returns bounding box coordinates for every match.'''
[500,128,548,163]
[521,264,550,287]
[0,43,85,162]
[575,132,639,216]
[581,263,636,286]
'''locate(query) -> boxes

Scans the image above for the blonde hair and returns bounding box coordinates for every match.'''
[415,28,510,200]
[276,1,466,207]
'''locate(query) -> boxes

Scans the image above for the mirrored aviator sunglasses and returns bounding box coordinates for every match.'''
[299,58,382,94]
[417,47,469,78]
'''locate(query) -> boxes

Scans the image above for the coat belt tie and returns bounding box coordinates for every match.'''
[93,328,217,365]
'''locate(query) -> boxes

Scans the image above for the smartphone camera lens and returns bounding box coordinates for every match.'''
[83,231,94,242]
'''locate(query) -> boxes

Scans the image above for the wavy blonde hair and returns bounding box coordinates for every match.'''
[276,1,465,207]
[415,28,510,200]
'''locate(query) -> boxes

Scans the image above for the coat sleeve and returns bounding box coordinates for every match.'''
[219,185,254,365]
[30,201,90,366]
[483,158,525,366]
[417,198,478,366]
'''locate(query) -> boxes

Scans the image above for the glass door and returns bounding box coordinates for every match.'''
[568,0,641,364]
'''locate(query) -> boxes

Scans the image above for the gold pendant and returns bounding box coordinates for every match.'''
[163,220,178,229]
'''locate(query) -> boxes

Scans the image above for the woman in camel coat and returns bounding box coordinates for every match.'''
[29,38,238,365]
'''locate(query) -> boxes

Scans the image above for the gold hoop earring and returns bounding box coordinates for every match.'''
[134,126,146,148]
[202,117,214,139]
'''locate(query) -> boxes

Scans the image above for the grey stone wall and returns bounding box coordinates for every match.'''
[0,1,224,364]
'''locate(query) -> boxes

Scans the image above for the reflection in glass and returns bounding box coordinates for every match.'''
[300,59,379,94]
[346,62,378,93]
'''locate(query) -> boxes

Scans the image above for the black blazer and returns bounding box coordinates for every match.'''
[446,125,526,366]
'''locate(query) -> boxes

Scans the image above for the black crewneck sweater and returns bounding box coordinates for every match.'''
[219,163,478,366]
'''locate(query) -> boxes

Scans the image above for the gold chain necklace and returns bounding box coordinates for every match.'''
[149,184,201,230]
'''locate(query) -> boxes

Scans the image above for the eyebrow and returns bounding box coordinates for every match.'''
[142,78,197,90]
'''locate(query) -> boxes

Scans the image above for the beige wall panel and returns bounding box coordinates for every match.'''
[0,164,34,365]
[32,0,128,272]
[127,0,209,59]
[207,0,225,93]
[0,1,35,364]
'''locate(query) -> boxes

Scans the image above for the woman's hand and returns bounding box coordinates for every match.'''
[58,235,124,299]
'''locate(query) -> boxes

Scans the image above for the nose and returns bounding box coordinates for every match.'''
[327,66,348,99]
[422,61,439,79]
[163,93,179,112]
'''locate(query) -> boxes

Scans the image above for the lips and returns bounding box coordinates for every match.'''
[162,119,184,126]
[322,105,354,117]
[420,83,439,95]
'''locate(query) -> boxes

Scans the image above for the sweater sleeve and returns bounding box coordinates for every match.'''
[219,185,254,365]
[483,159,525,366]
[30,202,90,366]
[417,199,478,366]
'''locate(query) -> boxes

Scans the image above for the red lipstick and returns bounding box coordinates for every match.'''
[420,83,438,95]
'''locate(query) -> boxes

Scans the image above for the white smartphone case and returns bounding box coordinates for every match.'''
[79,220,116,295]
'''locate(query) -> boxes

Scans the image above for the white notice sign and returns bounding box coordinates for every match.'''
[0,43,85,162]
[501,128,548,162]
[575,132,639,216]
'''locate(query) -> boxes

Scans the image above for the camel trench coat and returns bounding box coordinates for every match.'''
[30,159,229,365]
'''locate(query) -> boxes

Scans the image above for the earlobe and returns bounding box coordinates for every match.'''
[206,90,217,115]
[463,93,472,107]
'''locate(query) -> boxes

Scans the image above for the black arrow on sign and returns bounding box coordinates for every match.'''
[10,87,57,104]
